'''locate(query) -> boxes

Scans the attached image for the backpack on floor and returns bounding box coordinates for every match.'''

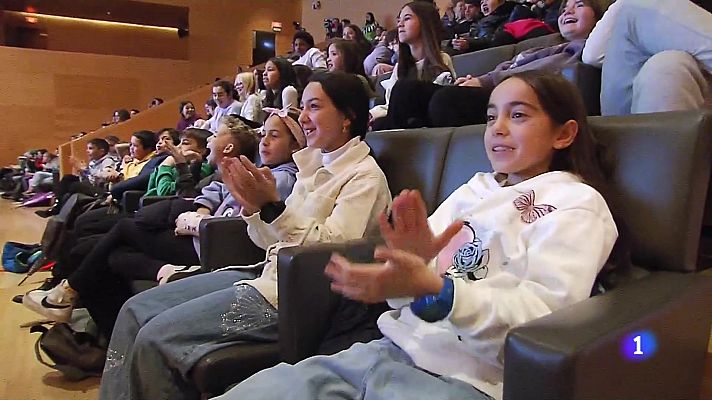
[2,242,41,273]
[30,323,105,381]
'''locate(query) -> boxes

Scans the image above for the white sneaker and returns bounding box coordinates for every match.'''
[22,279,76,323]
[157,264,203,285]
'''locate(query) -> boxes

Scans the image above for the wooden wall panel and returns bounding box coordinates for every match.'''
[0,46,191,166]
[0,0,302,166]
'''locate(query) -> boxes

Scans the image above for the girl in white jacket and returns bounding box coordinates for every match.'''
[215,71,619,400]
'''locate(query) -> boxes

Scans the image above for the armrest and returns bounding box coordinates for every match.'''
[277,238,380,364]
[560,63,602,116]
[198,217,265,271]
[504,272,712,400]
[140,195,177,208]
[120,190,145,214]
[451,44,515,77]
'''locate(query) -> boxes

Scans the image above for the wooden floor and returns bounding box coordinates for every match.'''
[0,201,99,400]
[0,199,710,399]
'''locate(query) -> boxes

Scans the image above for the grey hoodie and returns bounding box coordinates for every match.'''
[191,161,299,258]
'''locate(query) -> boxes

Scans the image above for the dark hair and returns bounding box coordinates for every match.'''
[559,0,609,20]
[397,2,449,82]
[308,71,369,139]
[87,138,110,154]
[114,109,131,122]
[385,29,398,44]
[104,135,120,145]
[206,98,217,108]
[132,130,157,151]
[343,23,372,57]
[180,128,212,152]
[264,58,298,109]
[366,12,376,24]
[328,38,368,78]
[293,30,315,48]
[502,71,610,192]
[157,128,180,145]
[151,97,164,105]
[179,101,194,115]
[213,80,234,98]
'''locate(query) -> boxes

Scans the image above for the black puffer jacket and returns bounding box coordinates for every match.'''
[464,1,537,52]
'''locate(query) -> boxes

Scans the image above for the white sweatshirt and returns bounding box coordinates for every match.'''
[240,137,392,307]
[378,171,618,400]
[581,0,622,67]
[293,47,328,69]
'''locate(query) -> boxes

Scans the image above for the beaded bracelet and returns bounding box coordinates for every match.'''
[409,277,454,323]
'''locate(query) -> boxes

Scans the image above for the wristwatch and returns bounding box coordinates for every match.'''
[259,201,286,223]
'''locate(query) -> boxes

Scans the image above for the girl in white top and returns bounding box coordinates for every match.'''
[234,71,263,123]
[370,1,456,121]
[215,71,619,400]
[262,58,300,111]
[98,72,392,400]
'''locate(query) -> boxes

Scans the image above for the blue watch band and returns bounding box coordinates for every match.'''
[410,277,455,323]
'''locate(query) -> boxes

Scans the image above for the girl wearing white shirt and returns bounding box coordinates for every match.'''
[262,58,299,111]
[370,1,456,126]
[216,71,619,400]
[234,71,262,123]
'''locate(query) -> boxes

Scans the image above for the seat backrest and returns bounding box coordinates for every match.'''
[513,33,565,54]
[365,128,454,214]
[589,111,712,272]
[452,45,516,77]
[368,111,712,271]
[437,124,491,205]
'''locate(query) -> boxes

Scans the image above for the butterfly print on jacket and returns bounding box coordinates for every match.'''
[513,190,556,223]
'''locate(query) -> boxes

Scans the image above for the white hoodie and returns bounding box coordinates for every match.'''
[378,171,618,400]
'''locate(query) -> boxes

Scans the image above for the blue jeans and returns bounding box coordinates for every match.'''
[213,338,493,400]
[601,0,712,115]
[98,270,276,400]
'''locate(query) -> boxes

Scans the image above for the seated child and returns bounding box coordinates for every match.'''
[144,128,213,197]
[215,71,618,400]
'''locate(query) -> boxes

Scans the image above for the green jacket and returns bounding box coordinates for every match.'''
[145,161,213,197]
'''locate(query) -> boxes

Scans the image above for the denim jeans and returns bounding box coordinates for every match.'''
[98,270,277,400]
[214,338,493,400]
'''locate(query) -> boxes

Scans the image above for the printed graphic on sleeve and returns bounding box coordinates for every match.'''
[437,221,490,281]
[513,190,556,223]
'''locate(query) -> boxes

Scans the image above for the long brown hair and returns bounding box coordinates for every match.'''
[397,1,449,82]
[328,38,368,78]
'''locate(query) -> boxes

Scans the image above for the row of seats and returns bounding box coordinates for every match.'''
[140,110,712,398]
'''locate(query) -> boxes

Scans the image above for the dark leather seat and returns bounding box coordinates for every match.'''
[190,111,712,398]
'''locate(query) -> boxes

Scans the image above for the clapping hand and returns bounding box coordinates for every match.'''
[221,156,279,216]
[379,190,463,263]
[325,247,444,303]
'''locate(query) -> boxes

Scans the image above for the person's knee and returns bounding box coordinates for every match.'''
[633,50,708,112]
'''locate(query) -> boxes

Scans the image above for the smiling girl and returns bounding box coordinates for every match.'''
[215,71,618,400]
